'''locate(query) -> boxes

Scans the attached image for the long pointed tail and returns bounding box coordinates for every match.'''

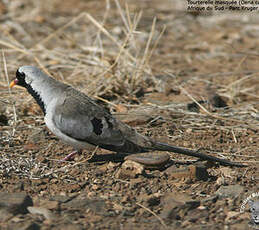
[150,142,244,167]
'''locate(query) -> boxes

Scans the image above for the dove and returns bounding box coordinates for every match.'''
[10,66,243,166]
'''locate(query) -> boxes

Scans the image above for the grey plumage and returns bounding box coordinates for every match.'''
[11,66,244,167]
[52,86,152,152]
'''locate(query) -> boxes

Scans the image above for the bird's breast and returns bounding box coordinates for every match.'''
[44,106,95,151]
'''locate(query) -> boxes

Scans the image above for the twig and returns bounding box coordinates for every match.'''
[94,95,118,108]
[178,86,258,130]
[136,202,168,229]
[0,39,51,76]
[2,50,17,128]
[231,129,237,143]
[133,17,156,85]
[85,13,136,63]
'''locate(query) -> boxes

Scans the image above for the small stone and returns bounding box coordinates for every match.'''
[0,114,8,126]
[186,128,193,133]
[116,104,128,113]
[106,161,119,170]
[27,129,46,144]
[50,195,71,203]
[0,192,33,215]
[114,111,151,126]
[190,164,209,181]
[142,194,161,207]
[160,192,200,221]
[55,224,84,230]
[209,94,227,108]
[187,102,200,113]
[115,160,144,179]
[216,185,244,199]
[226,211,240,222]
[7,221,40,230]
[62,197,106,215]
[113,203,124,212]
[27,206,55,220]
[216,177,225,186]
[219,167,235,178]
[251,112,259,121]
[197,205,206,210]
[0,208,13,222]
[125,152,170,168]
[165,164,209,181]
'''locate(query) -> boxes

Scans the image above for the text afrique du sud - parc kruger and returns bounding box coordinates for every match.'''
[187,0,259,12]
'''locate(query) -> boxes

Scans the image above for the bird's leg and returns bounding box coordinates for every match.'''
[61,150,82,161]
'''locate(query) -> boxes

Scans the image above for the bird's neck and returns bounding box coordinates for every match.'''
[26,77,67,115]
[25,83,47,115]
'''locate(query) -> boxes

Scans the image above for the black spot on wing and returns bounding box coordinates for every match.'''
[105,116,113,129]
[91,117,103,135]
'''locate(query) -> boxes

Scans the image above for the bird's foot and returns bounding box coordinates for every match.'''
[60,150,82,162]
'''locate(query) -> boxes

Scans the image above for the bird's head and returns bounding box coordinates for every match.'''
[10,66,40,88]
[9,66,54,115]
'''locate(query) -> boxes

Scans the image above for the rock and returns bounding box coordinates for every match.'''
[216,185,244,199]
[138,193,161,207]
[114,113,150,126]
[185,209,209,223]
[28,129,46,143]
[229,223,252,230]
[114,108,156,126]
[38,200,59,210]
[187,102,200,113]
[55,224,83,230]
[216,177,225,186]
[225,211,240,222]
[165,164,209,181]
[160,192,200,221]
[27,206,56,220]
[62,196,107,215]
[0,208,13,222]
[50,195,72,203]
[251,112,259,121]
[191,163,209,181]
[125,152,170,168]
[115,160,144,179]
[25,130,47,150]
[0,192,33,215]
[115,104,128,113]
[242,25,259,38]
[0,1,7,14]
[208,94,227,108]
[219,167,235,178]
[0,114,8,126]
[7,221,40,230]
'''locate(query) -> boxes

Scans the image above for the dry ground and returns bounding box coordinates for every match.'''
[0,0,258,229]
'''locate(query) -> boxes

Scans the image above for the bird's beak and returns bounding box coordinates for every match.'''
[10,79,18,88]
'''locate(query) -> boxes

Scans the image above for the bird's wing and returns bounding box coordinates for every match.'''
[52,87,151,152]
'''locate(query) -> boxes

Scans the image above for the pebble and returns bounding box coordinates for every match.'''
[27,206,55,220]
[115,160,144,179]
[0,192,33,215]
[165,164,209,181]
[216,184,244,199]
[125,152,170,168]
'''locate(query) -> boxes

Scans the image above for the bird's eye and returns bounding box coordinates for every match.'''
[15,69,27,86]
[16,70,25,80]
